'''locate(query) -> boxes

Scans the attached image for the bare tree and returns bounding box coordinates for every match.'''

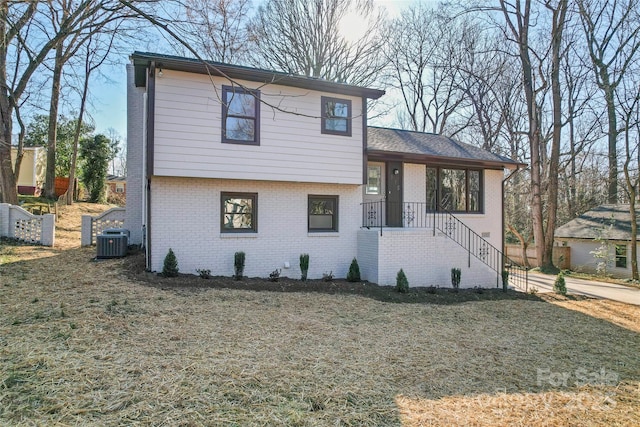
[43,0,128,199]
[65,23,119,205]
[496,0,553,268]
[385,4,469,135]
[173,0,252,64]
[248,0,386,86]
[0,1,39,204]
[617,75,640,279]
[577,0,640,204]
[560,29,606,220]
[0,0,128,204]
[543,0,570,269]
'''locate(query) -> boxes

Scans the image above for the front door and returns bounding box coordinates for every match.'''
[386,161,403,227]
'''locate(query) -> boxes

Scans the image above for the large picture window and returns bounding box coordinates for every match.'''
[221,192,257,232]
[222,86,260,144]
[308,195,339,232]
[426,167,483,213]
[321,97,351,136]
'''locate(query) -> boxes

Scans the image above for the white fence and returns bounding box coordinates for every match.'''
[0,203,55,246]
[81,207,126,246]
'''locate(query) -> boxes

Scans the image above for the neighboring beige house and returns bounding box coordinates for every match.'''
[10,146,46,195]
[106,175,127,197]
[125,52,521,287]
[555,204,639,279]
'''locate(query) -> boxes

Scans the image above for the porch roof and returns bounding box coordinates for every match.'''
[366,127,523,169]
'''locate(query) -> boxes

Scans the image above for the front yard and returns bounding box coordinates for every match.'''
[1,204,639,426]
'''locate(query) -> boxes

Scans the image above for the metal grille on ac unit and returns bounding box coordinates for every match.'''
[97,228,129,258]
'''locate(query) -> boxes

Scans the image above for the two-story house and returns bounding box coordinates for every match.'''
[126,52,521,287]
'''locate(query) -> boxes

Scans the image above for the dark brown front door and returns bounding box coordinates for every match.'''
[386,161,403,227]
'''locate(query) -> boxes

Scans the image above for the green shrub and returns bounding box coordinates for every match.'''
[162,248,179,277]
[322,271,334,282]
[396,269,409,293]
[234,251,245,280]
[196,269,211,279]
[554,272,567,295]
[300,253,310,281]
[501,270,509,292]
[451,268,461,291]
[346,258,361,282]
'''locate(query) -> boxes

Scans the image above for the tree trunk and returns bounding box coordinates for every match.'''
[44,42,64,199]
[0,0,17,204]
[629,193,638,280]
[0,120,17,204]
[604,83,618,204]
[509,224,531,268]
[623,120,638,280]
[511,0,546,272]
[542,0,568,270]
[66,57,92,205]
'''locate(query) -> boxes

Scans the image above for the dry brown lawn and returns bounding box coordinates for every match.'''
[1,203,639,426]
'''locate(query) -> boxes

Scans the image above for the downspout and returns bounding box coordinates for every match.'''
[145,61,156,271]
[362,98,368,185]
[502,165,523,270]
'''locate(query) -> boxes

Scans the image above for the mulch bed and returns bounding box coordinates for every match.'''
[121,251,543,304]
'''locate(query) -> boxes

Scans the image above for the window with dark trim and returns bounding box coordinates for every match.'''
[426,167,483,213]
[222,85,260,144]
[321,97,351,136]
[221,192,257,232]
[615,244,627,268]
[308,195,339,232]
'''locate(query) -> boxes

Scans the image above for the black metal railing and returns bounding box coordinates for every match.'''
[360,201,528,290]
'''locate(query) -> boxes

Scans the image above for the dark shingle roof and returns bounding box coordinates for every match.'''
[367,127,521,168]
[131,52,385,100]
[555,204,639,240]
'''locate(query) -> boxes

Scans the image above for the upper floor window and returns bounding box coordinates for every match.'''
[426,167,483,213]
[222,86,260,145]
[321,96,351,136]
[221,192,257,232]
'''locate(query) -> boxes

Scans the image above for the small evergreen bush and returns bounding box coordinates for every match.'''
[501,270,509,292]
[396,269,409,293]
[346,258,361,282]
[451,268,461,291]
[234,251,245,280]
[196,269,211,279]
[554,272,567,295]
[300,253,310,281]
[162,248,179,277]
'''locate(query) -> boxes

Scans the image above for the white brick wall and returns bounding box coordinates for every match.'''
[149,177,361,279]
[125,64,146,246]
[403,163,426,204]
[357,228,499,288]
[567,239,636,279]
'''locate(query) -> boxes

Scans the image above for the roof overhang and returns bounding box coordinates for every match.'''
[367,149,525,170]
[131,51,386,100]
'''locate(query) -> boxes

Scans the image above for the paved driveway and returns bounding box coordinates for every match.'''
[523,272,640,305]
